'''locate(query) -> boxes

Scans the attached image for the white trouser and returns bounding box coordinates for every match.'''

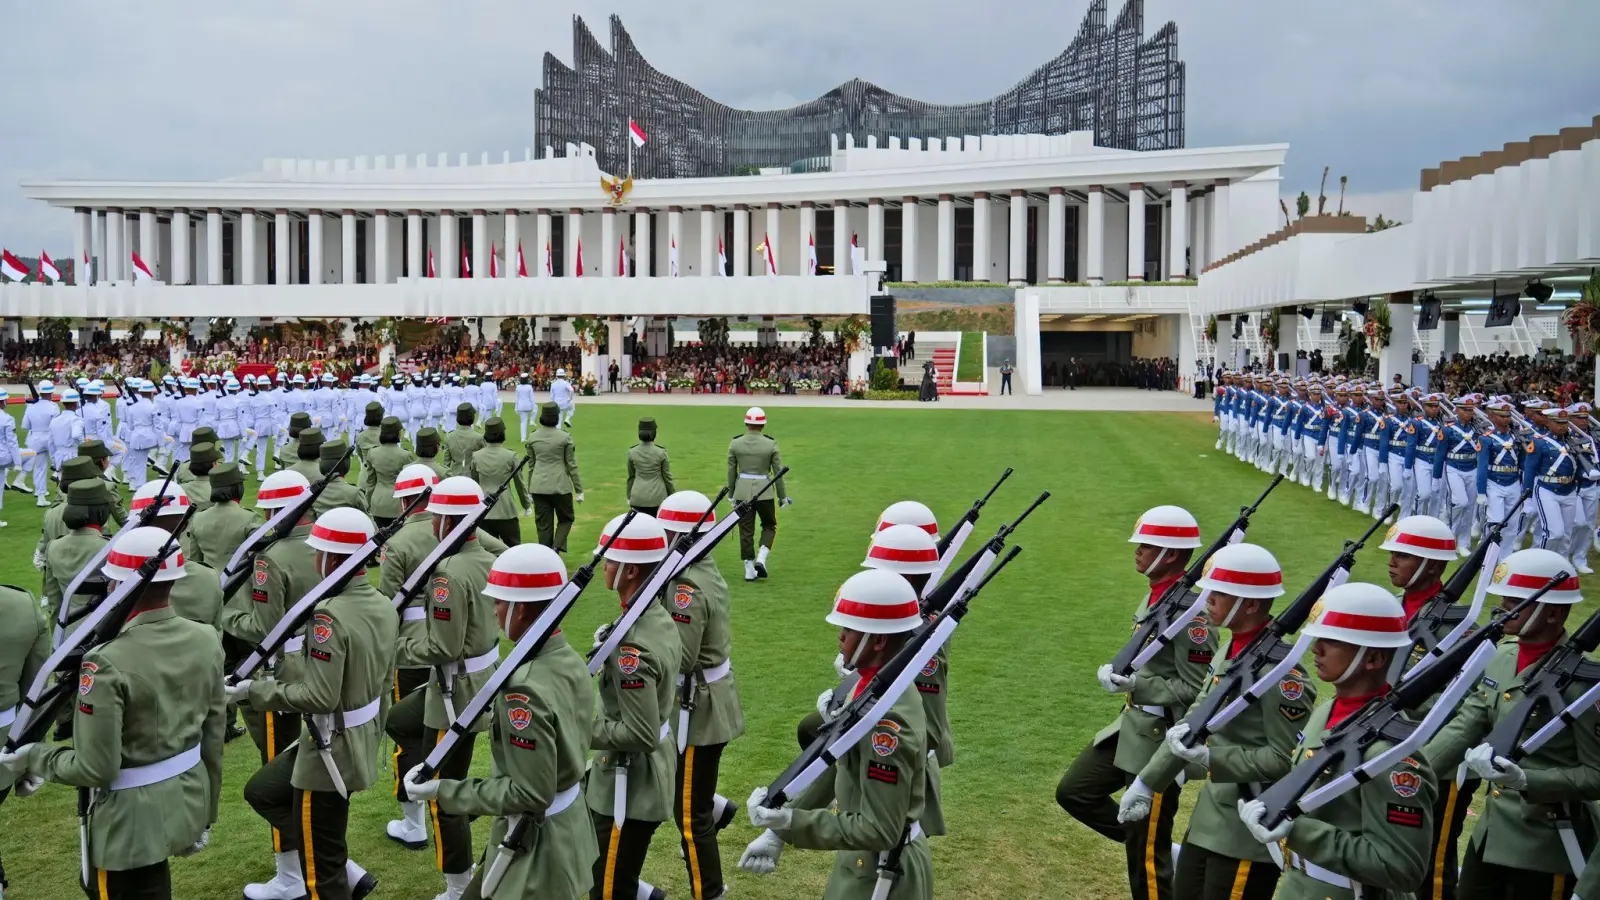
[1484,481,1524,556]
[219,436,240,463]
[1443,467,1477,550]
[1302,436,1325,491]
[1413,462,1437,518]
[1363,448,1387,513]
[124,448,150,490]
[255,431,274,473]
[26,439,49,498]
[518,410,533,442]
[1388,455,1411,516]
[560,402,575,426]
[1571,484,1600,567]
[0,464,8,510]
[1534,487,1579,551]
[1341,445,1363,504]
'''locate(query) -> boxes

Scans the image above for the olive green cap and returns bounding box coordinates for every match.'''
[190,442,221,465]
[289,411,313,430]
[60,457,99,484]
[78,438,111,460]
[538,402,559,426]
[457,402,475,415]
[380,416,402,439]
[191,427,217,446]
[483,418,505,442]
[416,428,439,454]
[209,462,244,489]
[298,427,325,449]
[320,440,349,463]
[366,401,382,414]
[67,478,112,506]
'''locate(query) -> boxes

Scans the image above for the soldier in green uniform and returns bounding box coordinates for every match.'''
[34,456,102,575]
[387,477,500,900]
[172,426,218,485]
[234,508,392,900]
[468,417,526,548]
[42,479,114,641]
[184,442,220,513]
[740,568,932,900]
[588,513,681,900]
[526,403,582,553]
[1422,548,1600,898]
[727,407,788,582]
[407,543,598,900]
[415,428,448,480]
[626,418,674,517]
[1120,543,1314,900]
[442,404,485,478]
[355,403,383,467]
[189,463,262,570]
[313,440,367,518]
[1,525,225,900]
[1057,505,1217,900]
[79,439,129,528]
[291,428,325,483]
[277,413,312,473]
[1237,582,1435,899]
[360,418,413,529]
[138,477,226,632]
[0,583,49,896]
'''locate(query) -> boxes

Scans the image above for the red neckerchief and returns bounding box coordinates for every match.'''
[83,524,103,532]
[126,605,169,623]
[1147,572,1183,608]
[852,666,881,699]
[1516,636,1560,674]
[1226,623,1265,660]
[1328,687,1389,729]
[1402,581,1443,622]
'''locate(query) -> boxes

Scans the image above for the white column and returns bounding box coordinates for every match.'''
[667,207,683,275]
[937,194,955,281]
[139,209,157,277]
[72,208,89,285]
[1127,182,1146,281]
[1441,313,1461,358]
[123,212,137,279]
[834,202,851,275]
[92,209,107,284]
[900,198,919,282]
[760,203,778,274]
[1210,179,1231,260]
[1379,295,1415,384]
[472,210,488,278]
[700,206,716,276]
[1008,189,1027,284]
[534,210,552,277]
[732,204,749,277]
[1047,188,1066,283]
[1192,193,1209,272]
[406,210,423,278]
[375,212,392,284]
[205,209,221,285]
[503,211,519,278]
[440,212,458,278]
[1016,290,1042,395]
[1167,181,1189,279]
[1086,186,1105,284]
[972,192,991,282]
[239,210,258,285]
[634,208,651,276]
[565,209,582,277]
[867,198,884,267]
[601,208,618,277]
[799,202,816,275]
[105,210,123,281]
[308,211,325,285]
[171,209,190,285]
[274,210,291,284]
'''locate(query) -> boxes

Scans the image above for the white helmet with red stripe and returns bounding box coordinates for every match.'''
[875,501,939,541]
[658,490,717,534]
[306,507,375,555]
[1301,582,1413,648]
[826,569,922,634]
[102,525,185,583]
[1379,516,1458,561]
[393,463,439,499]
[1487,548,1583,604]
[130,480,191,518]
[1128,506,1203,549]
[1197,543,1285,600]
[483,544,568,603]
[597,513,671,564]
[256,470,312,510]
[744,406,767,426]
[862,524,940,575]
[427,476,485,516]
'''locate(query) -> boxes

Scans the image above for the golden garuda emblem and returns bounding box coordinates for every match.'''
[601,173,634,207]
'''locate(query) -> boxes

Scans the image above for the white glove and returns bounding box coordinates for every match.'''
[14,773,46,797]
[1238,798,1293,844]
[32,549,44,571]
[404,764,442,801]
[1465,743,1528,790]
[1117,777,1154,823]
[833,652,853,679]
[591,623,612,653]
[1477,495,1489,508]
[746,787,793,830]
[522,507,532,518]
[0,744,37,776]
[1165,724,1210,766]
[224,679,253,703]
[179,827,210,857]
[1097,664,1135,694]
[816,689,837,722]
[780,497,793,508]
[738,829,785,875]
[575,492,585,503]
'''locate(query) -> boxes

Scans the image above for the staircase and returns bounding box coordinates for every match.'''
[928,345,957,394]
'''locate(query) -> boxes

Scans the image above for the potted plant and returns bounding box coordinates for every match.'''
[1364,298,1392,352]
[835,316,868,353]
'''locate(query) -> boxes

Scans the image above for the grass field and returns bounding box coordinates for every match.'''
[956,333,984,383]
[0,403,1512,899]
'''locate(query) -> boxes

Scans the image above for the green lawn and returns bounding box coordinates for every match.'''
[956,333,985,383]
[0,405,1505,899]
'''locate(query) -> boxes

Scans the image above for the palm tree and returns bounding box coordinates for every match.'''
[1337,176,1348,216]
[1316,167,1330,216]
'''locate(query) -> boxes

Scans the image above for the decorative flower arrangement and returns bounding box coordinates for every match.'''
[159,320,189,348]
[834,316,868,353]
[670,376,695,390]
[793,378,822,393]
[627,376,653,389]
[1365,298,1392,352]
[1259,315,1277,350]
[747,378,777,394]
[1563,273,1600,352]
[571,316,602,353]
[846,378,869,400]
[1205,315,1218,343]
[578,374,599,396]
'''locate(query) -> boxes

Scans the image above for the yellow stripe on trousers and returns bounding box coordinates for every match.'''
[1144,792,1164,899]
[603,823,623,900]
[1229,860,1252,900]
[96,868,109,900]
[682,746,703,899]
[1553,874,1566,899]
[430,732,447,872]
[1431,781,1460,900]
[266,713,283,853]
[301,792,320,900]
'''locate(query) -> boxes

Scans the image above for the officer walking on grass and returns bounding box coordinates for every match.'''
[526,403,583,554]
[728,407,789,582]
[626,418,674,518]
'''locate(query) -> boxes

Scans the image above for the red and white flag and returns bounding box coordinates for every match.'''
[575,239,584,277]
[849,231,865,276]
[618,236,628,276]
[489,243,499,278]
[81,249,91,285]
[427,248,437,278]
[38,251,61,284]
[0,249,27,282]
[807,233,818,275]
[461,244,471,277]
[517,242,528,277]
[669,236,680,277]
[628,119,648,148]
[716,235,727,276]
[131,251,155,283]
[543,241,552,276]
[762,232,778,276]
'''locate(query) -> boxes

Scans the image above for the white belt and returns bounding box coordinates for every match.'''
[547,781,581,816]
[1131,704,1166,717]
[0,705,15,729]
[676,659,733,688]
[737,473,766,480]
[109,744,202,791]
[312,696,383,736]
[444,648,500,679]
[1290,852,1354,889]
[401,606,426,622]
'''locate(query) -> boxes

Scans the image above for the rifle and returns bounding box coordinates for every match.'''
[928,468,1012,587]
[1108,474,1284,676]
[54,464,182,646]
[1179,511,1391,745]
[1255,578,1566,829]
[219,441,358,600]
[1487,600,1600,759]
[24,380,39,403]
[392,454,533,618]
[760,545,1023,810]
[921,490,1048,613]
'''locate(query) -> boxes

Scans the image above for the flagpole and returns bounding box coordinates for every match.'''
[627,117,633,180]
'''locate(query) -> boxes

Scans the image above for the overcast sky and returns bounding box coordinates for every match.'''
[2,0,1595,251]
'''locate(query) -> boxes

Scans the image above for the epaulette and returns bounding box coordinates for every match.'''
[763,433,775,440]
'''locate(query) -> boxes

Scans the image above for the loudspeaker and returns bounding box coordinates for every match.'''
[870,295,897,349]
[1320,312,1336,334]
[1417,297,1442,331]
[1486,293,1519,328]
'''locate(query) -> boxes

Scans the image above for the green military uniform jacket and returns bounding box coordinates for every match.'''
[31,607,225,871]
[170,560,225,631]
[313,478,368,519]
[1095,588,1217,774]
[626,442,674,509]
[420,456,450,480]
[779,684,931,900]
[727,431,786,502]
[1276,702,1435,899]
[290,458,322,483]
[525,426,581,495]
[469,445,528,521]
[275,439,298,472]
[44,526,111,630]
[1423,638,1600,875]
[184,475,214,513]
[663,558,744,747]
[915,638,953,768]
[394,541,499,732]
[435,633,598,900]
[355,428,381,467]
[0,586,50,791]
[221,522,317,654]
[188,502,262,571]
[380,515,508,672]
[360,443,415,519]
[247,578,398,794]
[173,461,195,485]
[34,491,121,559]
[442,429,486,478]
[588,601,681,824]
[1139,652,1316,863]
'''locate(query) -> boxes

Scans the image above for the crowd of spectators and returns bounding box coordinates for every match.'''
[1040,356,1180,390]
[0,337,163,381]
[1431,351,1591,404]
[630,343,849,395]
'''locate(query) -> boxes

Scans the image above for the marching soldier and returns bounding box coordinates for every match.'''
[277,412,313,473]
[78,439,130,528]
[728,407,789,582]
[526,403,582,553]
[1119,543,1313,900]
[291,427,326,483]
[360,417,415,530]
[137,478,225,632]
[1,526,225,900]
[355,403,383,467]
[415,428,449,480]
[514,372,537,441]
[1440,397,1483,554]
[442,404,486,477]
[48,388,87,483]
[406,543,599,900]
[36,456,114,570]
[20,379,59,504]
[1237,582,1435,899]
[1423,548,1600,897]
[173,427,218,486]
[189,462,262,569]
[41,478,114,643]
[626,418,674,517]
[1057,505,1217,900]
[232,508,391,900]
[0,579,48,894]
[387,477,500,900]
[740,568,932,899]
[1478,398,1527,556]
[184,442,221,514]
[468,417,526,548]
[589,513,681,900]
[313,440,367,518]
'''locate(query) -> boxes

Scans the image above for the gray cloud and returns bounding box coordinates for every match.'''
[3,0,1595,251]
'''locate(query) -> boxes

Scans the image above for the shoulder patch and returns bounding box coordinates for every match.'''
[253,558,269,586]
[866,761,899,784]
[919,657,940,678]
[1389,769,1422,798]
[1386,803,1423,828]
[1279,705,1309,722]
[617,647,641,676]
[673,585,695,609]
[870,727,900,757]
[1279,679,1305,702]
[1187,623,1210,645]
[79,660,99,695]
[431,577,450,605]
